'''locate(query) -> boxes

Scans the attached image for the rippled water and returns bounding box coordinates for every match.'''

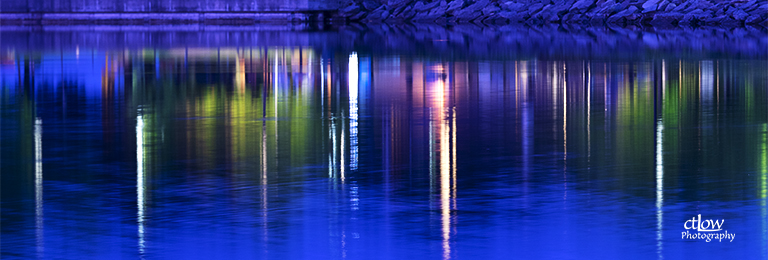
[1,26,767,259]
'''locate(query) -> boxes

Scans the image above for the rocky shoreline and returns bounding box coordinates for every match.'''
[337,0,767,27]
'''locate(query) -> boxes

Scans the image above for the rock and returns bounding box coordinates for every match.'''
[720,17,741,27]
[362,0,382,10]
[446,0,465,15]
[664,3,676,12]
[456,0,491,15]
[570,0,596,13]
[424,0,449,19]
[350,10,368,20]
[387,0,413,9]
[340,3,361,17]
[366,6,390,21]
[562,12,587,23]
[731,9,750,21]
[526,3,546,16]
[455,10,483,22]
[607,5,638,24]
[482,5,501,15]
[641,0,663,12]
[398,6,418,19]
[650,12,684,26]
[498,10,526,22]
[745,15,763,24]
[413,1,440,12]
[502,2,526,12]
[680,9,707,25]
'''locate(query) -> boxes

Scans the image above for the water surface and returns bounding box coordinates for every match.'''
[1,26,767,259]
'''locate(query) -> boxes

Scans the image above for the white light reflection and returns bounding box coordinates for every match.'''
[136,113,146,258]
[349,53,359,171]
[432,65,453,260]
[34,118,43,258]
[656,118,664,259]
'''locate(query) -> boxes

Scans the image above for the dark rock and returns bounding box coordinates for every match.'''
[607,5,638,24]
[641,0,663,12]
[424,0,449,19]
[398,6,418,19]
[570,0,596,13]
[454,0,491,18]
[498,11,526,22]
[720,17,741,27]
[482,5,501,16]
[502,2,526,12]
[526,3,546,16]
[387,0,413,10]
[340,3,361,17]
[362,0,382,11]
[446,0,465,15]
[455,11,483,22]
[731,9,750,21]
[650,12,683,26]
[366,6,390,21]
[413,1,440,12]
[745,15,763,24]
[350,10,368,20]
[664,3,676,12]
[680,9,708,25]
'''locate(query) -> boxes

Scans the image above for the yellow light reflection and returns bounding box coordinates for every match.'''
[236,56,246,94]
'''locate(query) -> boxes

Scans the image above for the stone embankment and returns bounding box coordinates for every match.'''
[337,0,767,26]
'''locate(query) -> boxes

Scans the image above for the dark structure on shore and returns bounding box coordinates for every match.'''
[0,0,765,26]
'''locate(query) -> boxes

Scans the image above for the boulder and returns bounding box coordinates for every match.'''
[502,2,526,12]
[641,0,664,12]
[413,1,441,12]
[731,9,750,21]
[388,0,413,9]
[482,5,501,15]
[362,0,382,10]
[607,5,638,24]
[650,12,684,26]
[340,3,361,17]
[446,0,465,15]
[664,3,676,12]
[745,15,763,24]
[570,0,596,13]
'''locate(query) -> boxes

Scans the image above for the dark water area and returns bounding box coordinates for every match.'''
[1,26,767,259]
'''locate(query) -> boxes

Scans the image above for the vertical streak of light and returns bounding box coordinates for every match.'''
[563,63,567,158]
[261,119,269,249]
[662,60,666,100]
[136,113,146,259]
[436,74,451,260]
[587,62,591,161]
[451,106,457,209]
[321,57,325,117]
[562,63,567,201]
[349,53,359,171]
[34,118,43,258]
[331,119,338,179]
[656,118,664,260]
[656,59,665,258]
[761,123,767,258]
[273,50,279,176]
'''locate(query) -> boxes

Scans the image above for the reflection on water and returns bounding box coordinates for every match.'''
[1,42,767,259]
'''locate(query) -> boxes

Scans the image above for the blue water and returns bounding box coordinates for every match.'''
[1,26,767,259]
